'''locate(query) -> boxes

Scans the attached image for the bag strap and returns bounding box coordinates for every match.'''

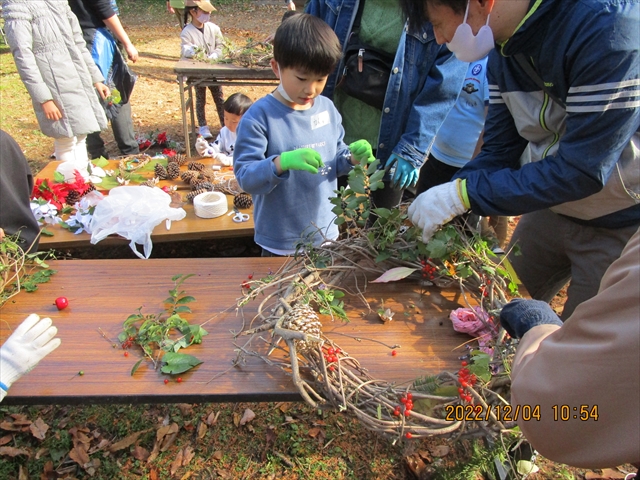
[514,53,566,108]
[351,0,366,34]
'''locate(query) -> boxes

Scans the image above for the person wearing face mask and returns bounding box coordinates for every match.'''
[233,14,376,257]
[400,0,640,320]
[305,0,467,211]
[180,0,225,139]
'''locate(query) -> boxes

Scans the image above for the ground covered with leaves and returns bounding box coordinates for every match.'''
[0,1,636,479]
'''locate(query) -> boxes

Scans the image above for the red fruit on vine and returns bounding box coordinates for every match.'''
[124,351,129,357]
[164,379,169,384]
[461,360,468,367]
[391,350,397,357]
[54,296,69,310]
[177,377,183,383]
[405,432,413,439]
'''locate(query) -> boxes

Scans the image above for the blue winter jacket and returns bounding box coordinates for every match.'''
[305,0,467,171]
[455,0,640,229]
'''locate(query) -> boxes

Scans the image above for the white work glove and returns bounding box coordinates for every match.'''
[208,52,219,60]
[0,314,61,401]
[407,179,470,243]
[214,151,233,166]
[195,136,215,157]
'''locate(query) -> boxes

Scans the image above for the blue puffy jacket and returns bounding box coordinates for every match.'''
[456,0,640,229]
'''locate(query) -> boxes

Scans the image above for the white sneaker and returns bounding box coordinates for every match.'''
[199,126,213,139]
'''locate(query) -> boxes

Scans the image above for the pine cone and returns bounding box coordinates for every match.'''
[166,162,180,180]
[154,163,168,179]
[66,190,81,206]
[233,193,253,209]
[187,188,209,202]
[181,170,198,184]
[83,184,96,196]
[191,181,214,191]
[172,153,188,166]
[282,304,322,352]
[188,161,205,172]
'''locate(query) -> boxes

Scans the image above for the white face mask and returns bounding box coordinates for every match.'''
[197,12,210,23]
[446,0,494,63]
[276,64,295,103]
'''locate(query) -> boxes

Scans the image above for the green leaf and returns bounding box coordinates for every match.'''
[432,385,459,397]
[131,359,144,376]
[53,171,65,183]
[160,352,203,374]
[174,305,192,313]
[40,229,54,237]
[176,296,196,304]
[374,251,392,263]
[92,157,110,168]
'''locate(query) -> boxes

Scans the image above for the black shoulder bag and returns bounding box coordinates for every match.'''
[336,0,395,110]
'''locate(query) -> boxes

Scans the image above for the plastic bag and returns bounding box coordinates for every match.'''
[90,186,186,259]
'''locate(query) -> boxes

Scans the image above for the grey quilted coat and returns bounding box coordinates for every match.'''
[3,0,107,138]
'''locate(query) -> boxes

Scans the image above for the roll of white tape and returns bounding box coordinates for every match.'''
[193,191,228,218]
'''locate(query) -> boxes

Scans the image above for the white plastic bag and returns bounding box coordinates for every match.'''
[90,186,186,259]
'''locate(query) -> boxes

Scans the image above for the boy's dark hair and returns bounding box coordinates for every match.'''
[223,93,253,116]
[399,0,465,33]
[273,13,342,76]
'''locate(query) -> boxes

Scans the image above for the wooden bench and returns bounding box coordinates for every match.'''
[0,257,475,405]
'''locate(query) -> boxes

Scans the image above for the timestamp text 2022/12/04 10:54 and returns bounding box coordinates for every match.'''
[444,404,600,422]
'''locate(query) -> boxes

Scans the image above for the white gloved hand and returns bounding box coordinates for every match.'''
[195,136,211,157]
[407,179,470,243]
[214,152,233,166]
[0,314,61,401]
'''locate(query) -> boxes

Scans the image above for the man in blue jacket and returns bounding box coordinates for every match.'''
[402,0,639,319]
[305,0,467,209]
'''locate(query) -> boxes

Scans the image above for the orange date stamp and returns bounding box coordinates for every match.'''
[444,404,542,422]
[444,404,599,422]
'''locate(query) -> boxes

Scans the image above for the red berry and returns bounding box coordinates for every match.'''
[406,393,412,400]
[461,361,468,367]
[177,377,183,383]
[124,351,129,357]
[458,387,464,394]
[328,366,335,372]
[400,397,407,404]
[391,350,397,356]
[405,432,413,439]
[248,274,253,279]
[54,296,69,310]
[164,379,169,384]
[404,410,411,417]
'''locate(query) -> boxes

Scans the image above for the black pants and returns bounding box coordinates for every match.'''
[196,86,225,127]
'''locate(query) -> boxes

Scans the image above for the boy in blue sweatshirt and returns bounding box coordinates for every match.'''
[234,14,374,256]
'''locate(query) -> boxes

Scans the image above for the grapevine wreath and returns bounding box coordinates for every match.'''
[232,160,522,444]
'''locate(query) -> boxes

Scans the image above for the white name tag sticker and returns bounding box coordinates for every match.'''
[310,110,330,130]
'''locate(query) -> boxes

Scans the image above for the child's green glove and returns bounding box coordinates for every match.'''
[280,148,324,174]
[349,140,375,163]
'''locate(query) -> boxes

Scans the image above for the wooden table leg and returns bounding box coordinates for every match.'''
[178,74,191,158]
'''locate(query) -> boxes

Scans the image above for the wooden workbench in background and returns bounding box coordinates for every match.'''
[0,257,474,405]
[35,158,254,250]
[174,60,278,156]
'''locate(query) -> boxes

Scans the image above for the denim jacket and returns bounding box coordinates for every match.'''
[306,0,467,170]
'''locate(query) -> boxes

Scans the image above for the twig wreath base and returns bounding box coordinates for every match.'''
[233,219,519,443]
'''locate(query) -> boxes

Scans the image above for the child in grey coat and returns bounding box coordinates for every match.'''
[3,0,109,168]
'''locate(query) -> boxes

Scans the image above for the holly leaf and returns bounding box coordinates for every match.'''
[92,157,110,168]
[160,352,202,374]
